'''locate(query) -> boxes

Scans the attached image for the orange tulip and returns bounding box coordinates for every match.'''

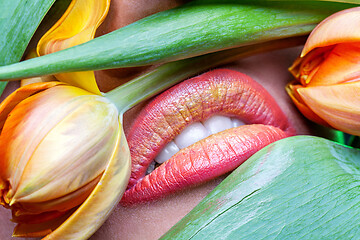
[0,0,131,238]
[287,7,360,136]
[0,82,130,238]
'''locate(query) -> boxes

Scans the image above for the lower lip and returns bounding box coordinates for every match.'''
[121,69,295,205]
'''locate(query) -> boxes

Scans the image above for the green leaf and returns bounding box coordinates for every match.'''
[161,136,360,239]
[267,0,360,4]
[0,0,56,94]
[0,0,356,80]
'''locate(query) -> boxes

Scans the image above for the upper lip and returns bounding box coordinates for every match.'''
[121,69,295,205]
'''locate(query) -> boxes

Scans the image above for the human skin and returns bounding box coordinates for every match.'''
[0,1,323,240]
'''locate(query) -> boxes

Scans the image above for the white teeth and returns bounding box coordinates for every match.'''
[231,117,245,128]
[151,115,247,170]
[155,141,180,164]
[174,122,210,149]
[146,161,155,175]
[203,115,233,134]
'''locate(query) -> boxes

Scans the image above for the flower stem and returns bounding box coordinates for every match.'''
[105,36,306,114]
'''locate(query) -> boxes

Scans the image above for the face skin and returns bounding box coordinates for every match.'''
[0,1,321,239]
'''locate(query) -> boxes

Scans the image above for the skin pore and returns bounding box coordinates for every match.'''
[0,1,324,239]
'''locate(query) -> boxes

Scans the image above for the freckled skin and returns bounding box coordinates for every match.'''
[123,69,295,204]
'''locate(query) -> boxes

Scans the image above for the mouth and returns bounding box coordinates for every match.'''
[121,69,295,205]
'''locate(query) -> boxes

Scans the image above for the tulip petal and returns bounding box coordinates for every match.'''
[297,81,360,135]
[289,46,334,86]
[12,209,70,225]
[285,82,330,127]
[0,82,63,209]
[302,7,360,56]
[12,175,101,215]
[42,124,131,240]
[13,210,74,238]
[0,82,62,133]
[0,85,98,204]
[37,0,110,94]
[2,87,119,206]
[307,43,360,86]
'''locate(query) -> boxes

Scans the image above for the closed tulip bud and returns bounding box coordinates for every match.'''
[0,82,131,238]
[287,7,360,136]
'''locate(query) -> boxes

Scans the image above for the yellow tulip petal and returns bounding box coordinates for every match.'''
[0,82,63,208]
[0,86,119,222]
[298,81,360,135]
[37,0,110,94]
[302,7,360,56]
[0,85,92,204]
[286,82,330,127]
[308,43,360,86]
[43,124,131,240]
[12,175,100,215]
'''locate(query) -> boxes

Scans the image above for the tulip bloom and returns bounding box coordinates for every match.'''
[0,0,131,238]
[0,82,131,238]
[287,7,360,136]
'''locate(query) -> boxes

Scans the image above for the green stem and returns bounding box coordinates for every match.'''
[267,0,359,3]
[105,36,306,114]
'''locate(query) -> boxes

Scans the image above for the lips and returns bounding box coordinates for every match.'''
[121,69,295,205]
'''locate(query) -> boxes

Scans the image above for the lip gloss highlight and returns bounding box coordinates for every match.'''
[122,69,295,205]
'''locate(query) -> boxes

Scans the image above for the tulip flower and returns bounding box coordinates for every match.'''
[0,82,133,239]
[0,0,125,238]
[287,7,360,136]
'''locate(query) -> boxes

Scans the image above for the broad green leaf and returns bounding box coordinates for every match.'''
[267,0,359,4]
[0,0,56,95]
[0,0,356,80]
[162,136,360,239]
